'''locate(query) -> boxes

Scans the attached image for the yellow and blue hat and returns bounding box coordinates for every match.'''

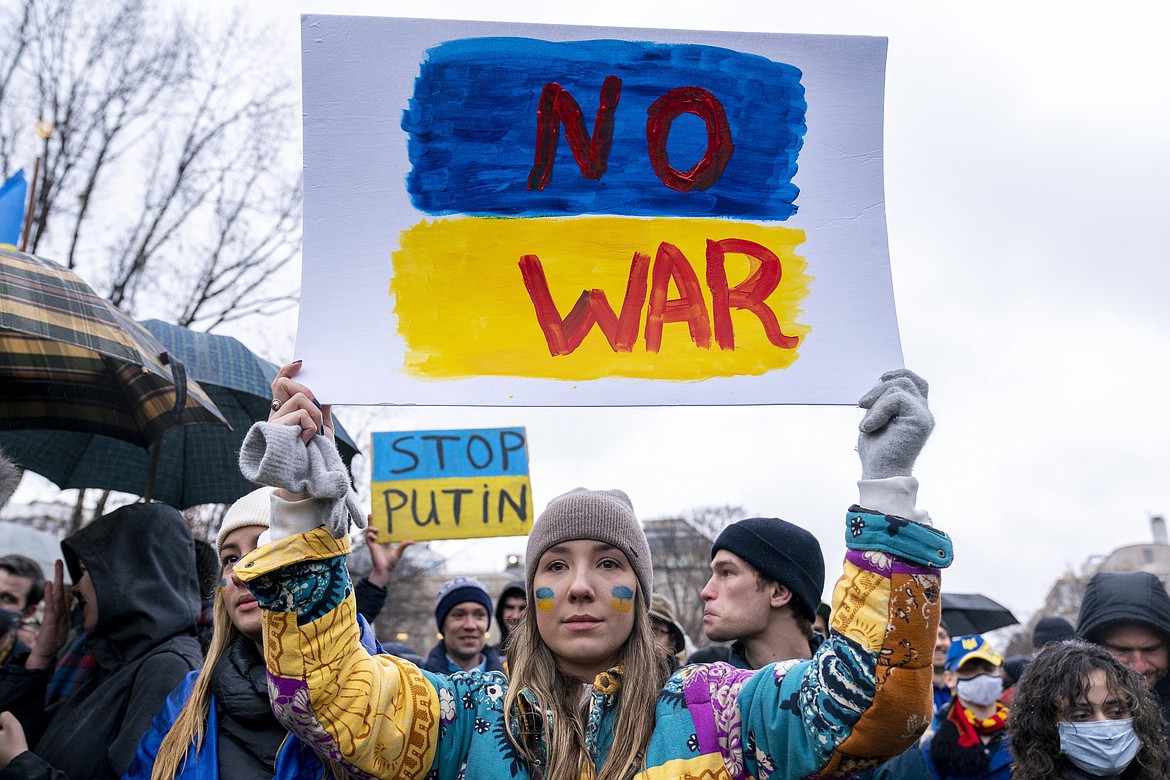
[945,634,1004,671]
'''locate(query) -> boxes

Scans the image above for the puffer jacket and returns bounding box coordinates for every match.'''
[237,505,953,779]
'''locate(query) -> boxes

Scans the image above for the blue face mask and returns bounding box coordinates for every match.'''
[1058,718,1140,777]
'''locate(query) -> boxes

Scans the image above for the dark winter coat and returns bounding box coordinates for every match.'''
[725,632,824,669]
[0,504,203,780]
[353,575,388,624]
[423,639,505,675]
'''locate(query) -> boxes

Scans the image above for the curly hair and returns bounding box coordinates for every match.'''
[1008,640,1168,780]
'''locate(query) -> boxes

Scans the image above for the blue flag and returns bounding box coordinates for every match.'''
[0,169,28,248]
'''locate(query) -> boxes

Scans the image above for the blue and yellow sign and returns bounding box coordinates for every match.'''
[370,427,532,541]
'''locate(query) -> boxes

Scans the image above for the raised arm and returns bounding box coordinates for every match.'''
[233,364,440,778]
[680,370,952,779]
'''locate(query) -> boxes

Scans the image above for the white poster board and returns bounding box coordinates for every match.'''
[296,16,901,405]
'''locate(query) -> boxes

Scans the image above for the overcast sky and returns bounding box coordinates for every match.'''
[38,1,1169,629]
[244,0,1170,625]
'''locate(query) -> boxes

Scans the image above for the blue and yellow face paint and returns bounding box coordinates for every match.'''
[535,587,555,611]
[610,585,634,613]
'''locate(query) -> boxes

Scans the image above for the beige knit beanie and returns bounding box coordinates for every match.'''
[525,488,652,607]
[216,486,274,554]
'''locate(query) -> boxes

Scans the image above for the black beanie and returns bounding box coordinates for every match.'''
[711,517,825,623]
[1031,615,1075,648]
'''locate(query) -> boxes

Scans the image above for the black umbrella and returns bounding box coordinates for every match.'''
[941,593,1019,636]
[0,321,359,508]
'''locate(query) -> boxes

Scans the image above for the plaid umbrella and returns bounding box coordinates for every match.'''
[0,247,227,445]
[0,320,359,509]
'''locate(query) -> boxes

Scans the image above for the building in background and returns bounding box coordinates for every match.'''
[1004,515,1170,655]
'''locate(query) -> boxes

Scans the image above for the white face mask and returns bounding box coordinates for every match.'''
[1058,718,1141,777]
[955,673,1003,707]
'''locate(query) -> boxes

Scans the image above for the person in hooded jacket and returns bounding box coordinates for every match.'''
[1076,571,1170,732]
[0,503,203,780]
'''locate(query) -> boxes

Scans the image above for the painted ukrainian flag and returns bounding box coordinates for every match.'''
[393,38,812,382]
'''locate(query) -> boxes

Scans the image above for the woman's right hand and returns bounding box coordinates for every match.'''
[269,361,334,444]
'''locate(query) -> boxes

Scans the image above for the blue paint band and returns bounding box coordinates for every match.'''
[372,428,529,481]
[403,37,806,219]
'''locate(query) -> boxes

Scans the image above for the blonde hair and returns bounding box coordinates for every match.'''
[503,588,672,780]
[151,590,236,779]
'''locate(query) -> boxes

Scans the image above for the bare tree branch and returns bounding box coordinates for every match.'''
[1,0,300,336]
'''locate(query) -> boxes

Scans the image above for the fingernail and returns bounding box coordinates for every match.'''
[293,359,303,365]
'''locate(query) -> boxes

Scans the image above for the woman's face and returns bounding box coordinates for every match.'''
[220,526,265,641]
[533,539,638,682]
[1061,669,1131,722]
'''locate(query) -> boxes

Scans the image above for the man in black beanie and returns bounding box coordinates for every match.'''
[700,516,826,669]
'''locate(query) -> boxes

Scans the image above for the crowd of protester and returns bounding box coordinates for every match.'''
[0,368,1166,778]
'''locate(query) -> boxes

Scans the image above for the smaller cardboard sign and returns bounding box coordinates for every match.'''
[370,427,532,541]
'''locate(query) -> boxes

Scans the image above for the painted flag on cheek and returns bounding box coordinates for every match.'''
[610,585,634,613]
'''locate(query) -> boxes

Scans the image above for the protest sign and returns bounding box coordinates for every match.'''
[370,427,532,541]
[296,16,902,405]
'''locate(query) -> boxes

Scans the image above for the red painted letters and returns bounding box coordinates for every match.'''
[646,86,735,192]
[527,76,623,192]
[520,240,797,356]
[527,78,735,192]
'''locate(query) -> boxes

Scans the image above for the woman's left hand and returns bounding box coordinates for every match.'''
[269,361,334,444]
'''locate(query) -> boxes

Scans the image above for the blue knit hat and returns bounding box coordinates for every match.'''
[435,576,493,631]
[711,517,825,623]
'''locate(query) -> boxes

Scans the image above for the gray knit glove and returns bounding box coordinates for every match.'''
[857,369,934,480]
[239,421,366,539]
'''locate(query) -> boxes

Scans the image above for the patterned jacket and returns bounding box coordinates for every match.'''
[236,506,953,780]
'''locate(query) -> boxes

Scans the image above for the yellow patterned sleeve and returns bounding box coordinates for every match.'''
[237,527,441,779]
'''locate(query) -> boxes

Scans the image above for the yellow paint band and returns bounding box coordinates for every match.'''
[391,216,810,380]
[370,475,533,542]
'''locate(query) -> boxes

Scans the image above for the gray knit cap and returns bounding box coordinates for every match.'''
[525,488,652,607]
